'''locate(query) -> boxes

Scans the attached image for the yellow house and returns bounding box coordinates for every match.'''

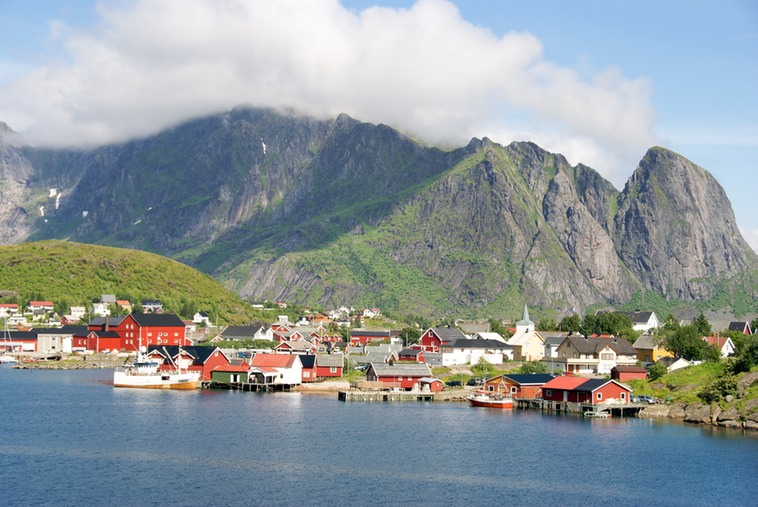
[633,334,674,363]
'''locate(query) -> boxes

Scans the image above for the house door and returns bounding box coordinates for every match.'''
[563,391,568,402]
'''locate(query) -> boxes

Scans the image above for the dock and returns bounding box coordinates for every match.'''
[338,390,435,402]
[515,398,646,417]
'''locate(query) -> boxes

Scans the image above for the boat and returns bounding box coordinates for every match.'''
[467,390,513,409]
[583,411,611,418]
[113,347,200,389]
[0,323,18,365]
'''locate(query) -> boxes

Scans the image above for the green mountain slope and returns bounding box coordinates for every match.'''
[0,240,262,324]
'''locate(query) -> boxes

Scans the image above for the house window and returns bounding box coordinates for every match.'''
[330,367,337,373]
[621,392,626,400]
[600,353,614,360]
[511,387,517,394]
[597,393,603,401]
[545,389,552,397]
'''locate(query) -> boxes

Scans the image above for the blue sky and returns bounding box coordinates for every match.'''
[1,0,756,250]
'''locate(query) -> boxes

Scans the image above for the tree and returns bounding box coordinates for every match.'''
[558,314,581,333]
[400,327,420,346]
[693,312,711,337]
[538,318,557,332]
[647,362,667,381]
[664,325,716,361]
[518,361,548,374]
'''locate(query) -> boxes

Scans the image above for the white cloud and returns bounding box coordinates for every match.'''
[0,0,658,187]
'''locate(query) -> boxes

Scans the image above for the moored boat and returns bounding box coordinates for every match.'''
[467,390,513,409]
[113,350,199,389]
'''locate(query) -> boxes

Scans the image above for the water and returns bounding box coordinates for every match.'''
[1,367,756,506]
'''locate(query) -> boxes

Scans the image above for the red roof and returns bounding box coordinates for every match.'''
[542,376,590,390]
[29,301,54,306]
[213,363,249,372]
[250,353,297,368]
[702,336,731,348]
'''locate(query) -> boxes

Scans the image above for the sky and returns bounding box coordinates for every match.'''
[0,0,756,251]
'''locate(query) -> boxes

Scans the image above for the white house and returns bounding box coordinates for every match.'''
[92,302,110,318]
[439,338,512,365]
[702,336,736,358]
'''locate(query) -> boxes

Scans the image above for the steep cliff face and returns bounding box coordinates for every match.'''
[0,123,34,244]
[0,109,754,316]
[614,147,753,299]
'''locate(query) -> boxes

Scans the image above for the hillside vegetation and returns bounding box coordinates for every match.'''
[0,240,266,324]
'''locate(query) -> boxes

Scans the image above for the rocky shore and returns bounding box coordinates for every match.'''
[13,354,127,370]
[638,371,758,431]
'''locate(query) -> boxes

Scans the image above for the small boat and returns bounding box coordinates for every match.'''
[468,390,513,409]
[113,349,199,389]
[1,324,18,365]
[584,411,611,418]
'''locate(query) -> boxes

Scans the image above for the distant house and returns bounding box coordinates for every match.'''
[28,301,54,313]
[472,332,508,344]
[91,302,110,318]
[702,336,735,358]
[415,327,467,353]
[217,325,267,341]
[34,325,85,354]
[366,363,433,391]
[727,321,752,335]
[439,338,512,366]
[350,329,391,346]
[547,335,637,375]
[193,312,211,326]
[419,377,444,392]
[0,303,20,317]
[398,348,424,363]
[633,334,674,364]
[610,365,648,382]
[211,360,252,385]
[597,310,660,332]
[484,373,555,399]
[141,300,163,313]
[275,340,317,355]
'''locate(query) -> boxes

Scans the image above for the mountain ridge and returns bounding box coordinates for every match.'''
[1,107,755,317]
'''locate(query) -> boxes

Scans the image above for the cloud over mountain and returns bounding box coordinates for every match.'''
[0,0,658,187]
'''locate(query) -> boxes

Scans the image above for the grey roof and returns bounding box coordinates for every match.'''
[101,294,117,303]
[442,338,512,350]
[632,334,657,349]
[597,310,654,324]
[220,325,261,339]
[457,322,490,334]
[431,327,468,342]
[565,335,636,356]
[369,362,432,377]
[728,321,750,332]
[33,325,88,336]
[399,348,422,356]
[317,353,344,368]
[351,329,391,337]
[503,374,555,385]
[147,345,226,365]
[573,378,630,393]
[611,365,647,373]
[89,316,128,327]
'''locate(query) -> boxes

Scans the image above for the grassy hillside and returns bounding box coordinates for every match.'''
[0,240,267,324]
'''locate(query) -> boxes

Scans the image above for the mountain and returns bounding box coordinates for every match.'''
[0,240,264,324]
[1,107,755,317]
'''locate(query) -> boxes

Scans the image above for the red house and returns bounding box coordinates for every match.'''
[419,377,444,392]
[610,365,648,382]
[484,374,556,398]
[398,348,424,363]
[543,377,632,404]
[300,354,317,383]
[315,353,344,378]
[414,327,467,352]
[85,313,191,352]
[147,345,231,381]
[366,363,433,390]
[349,329,391,346]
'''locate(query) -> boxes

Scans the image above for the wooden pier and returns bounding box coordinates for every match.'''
[515,398,645,417]
[338,390,435,402]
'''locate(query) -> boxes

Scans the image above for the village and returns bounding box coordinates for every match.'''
[2,295,753,417]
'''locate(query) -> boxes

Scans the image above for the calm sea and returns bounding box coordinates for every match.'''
[1,366,755,507]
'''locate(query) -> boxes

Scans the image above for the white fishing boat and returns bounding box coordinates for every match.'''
[113,347,199,389]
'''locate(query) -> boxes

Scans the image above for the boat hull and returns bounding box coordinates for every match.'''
[113,371,200,390]
[468,394,513,409]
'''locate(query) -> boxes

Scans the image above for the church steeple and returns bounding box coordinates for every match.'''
[515,303,534,333]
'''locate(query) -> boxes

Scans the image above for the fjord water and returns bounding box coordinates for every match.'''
[1,367,755,507]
